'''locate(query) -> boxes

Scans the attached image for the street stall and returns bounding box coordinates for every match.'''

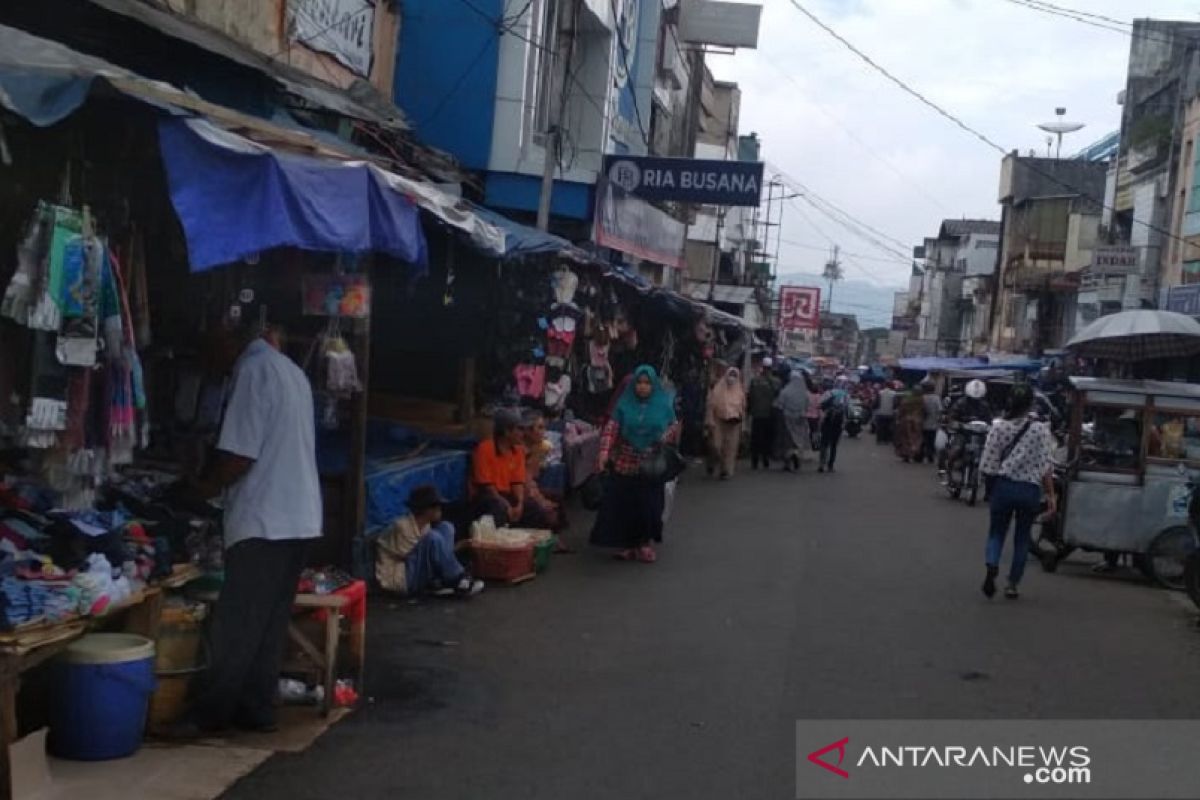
[0,23,507,796]
[1036,378,1200,588]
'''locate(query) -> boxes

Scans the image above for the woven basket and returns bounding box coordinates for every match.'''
[470,541,535,582]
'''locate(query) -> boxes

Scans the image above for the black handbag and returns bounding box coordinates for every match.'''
[638,444,687,483]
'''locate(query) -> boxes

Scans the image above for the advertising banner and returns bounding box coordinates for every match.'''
[603,155,764,207]
[778,286,821,332]
[593,180,686,269]
[1167,283,1200,316]
[288,0,375,77]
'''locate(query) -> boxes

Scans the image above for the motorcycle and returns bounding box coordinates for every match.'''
[844,402,866,438]
[944,419,990,506]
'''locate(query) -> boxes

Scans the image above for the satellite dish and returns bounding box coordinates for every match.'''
[1035,107,1085,158]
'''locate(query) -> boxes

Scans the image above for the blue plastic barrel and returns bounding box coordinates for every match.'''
[49,633,157,760]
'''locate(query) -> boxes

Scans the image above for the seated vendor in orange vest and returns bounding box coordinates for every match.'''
[376,485,483,597]
[472,407,550,527]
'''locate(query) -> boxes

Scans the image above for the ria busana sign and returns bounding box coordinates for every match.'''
[603,155,765,207]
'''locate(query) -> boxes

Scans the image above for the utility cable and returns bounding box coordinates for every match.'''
[756,56,951,214]
[784,0,1197,252]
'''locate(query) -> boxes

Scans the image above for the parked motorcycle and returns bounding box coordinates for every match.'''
[944,419,990,506]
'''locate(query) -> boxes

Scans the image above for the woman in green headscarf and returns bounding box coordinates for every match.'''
[590,365,679,563]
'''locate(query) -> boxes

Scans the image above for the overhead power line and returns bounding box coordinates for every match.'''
[756,56,951,215]
[779,239,913,266]
[1012,0,1131,27]
[998,0,1131,36]
[784,0,1197,253]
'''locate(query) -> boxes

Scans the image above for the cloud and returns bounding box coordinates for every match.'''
[712,0,1186,287]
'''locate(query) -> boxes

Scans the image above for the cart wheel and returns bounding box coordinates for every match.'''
[1184,554,1200,611]
[1145,526,1198,591]
[1039,549,1060,573]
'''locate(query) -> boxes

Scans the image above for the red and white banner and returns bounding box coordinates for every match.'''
[778,285,821,331]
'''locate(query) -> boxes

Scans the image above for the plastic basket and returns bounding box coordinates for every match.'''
[470,541,535,582]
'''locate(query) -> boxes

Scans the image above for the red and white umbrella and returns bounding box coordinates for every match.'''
[1066,310,1200,361]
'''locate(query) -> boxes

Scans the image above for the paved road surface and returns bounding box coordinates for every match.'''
[223,437,1200,799]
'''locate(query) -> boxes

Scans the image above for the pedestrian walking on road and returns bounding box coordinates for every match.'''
[748,358,781,470]
[817,379,849,473]
[894,385,923,462]
[706,367,746,480]
[590,365,680,563]
[919,381,942,464]
[774,370,813,472]
[977,385,1056,599]
[874,381,899,444]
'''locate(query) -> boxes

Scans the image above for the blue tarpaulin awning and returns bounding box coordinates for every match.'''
[157,118,428,272]
[468,203,574,259]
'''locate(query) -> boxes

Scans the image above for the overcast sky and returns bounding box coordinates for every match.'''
[708,0,1198,288]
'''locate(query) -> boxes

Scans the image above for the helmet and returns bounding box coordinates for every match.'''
[966,379,987,400]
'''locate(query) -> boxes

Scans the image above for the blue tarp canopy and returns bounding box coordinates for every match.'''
[158,118,428,273]
[468,203,573,259]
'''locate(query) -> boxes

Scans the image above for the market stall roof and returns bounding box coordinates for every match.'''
[468,204,577,259]
[1068,376,1200,401]
[898,357,989,372]
[0,24,506,262]
[158,117,425,271]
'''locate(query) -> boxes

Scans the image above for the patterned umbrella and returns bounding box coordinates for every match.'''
[1065,310,1200,361]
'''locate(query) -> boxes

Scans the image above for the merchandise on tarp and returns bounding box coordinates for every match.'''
[157,118,428,273]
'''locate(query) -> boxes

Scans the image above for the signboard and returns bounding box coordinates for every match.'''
[1167,284,1200,316]
[778,286,821,332]
[1089,245,1139,275]
[603,155,764,207]
[593,180,686,269]
[288,0,375,77]
[678,0,763,49]
[891,315,913,333]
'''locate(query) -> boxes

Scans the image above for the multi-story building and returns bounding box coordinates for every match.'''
[906,220,999,356]
[1111,19,1200,303]
[395,0,761,293]
[989,154,1107,354]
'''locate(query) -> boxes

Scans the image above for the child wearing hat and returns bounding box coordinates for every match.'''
[376,484,484,597]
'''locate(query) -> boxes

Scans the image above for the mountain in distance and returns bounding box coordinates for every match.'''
[775,272,904,330]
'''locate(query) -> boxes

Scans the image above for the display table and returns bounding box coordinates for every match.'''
[192,581,366,718]
[0,588,165,800]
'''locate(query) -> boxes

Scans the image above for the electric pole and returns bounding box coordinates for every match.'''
[823,245,843,311]
[536,0,562,232]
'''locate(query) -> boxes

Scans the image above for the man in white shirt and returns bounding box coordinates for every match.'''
[184,319,322,734]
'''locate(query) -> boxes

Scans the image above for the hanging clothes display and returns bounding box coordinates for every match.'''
[1,202,150,506]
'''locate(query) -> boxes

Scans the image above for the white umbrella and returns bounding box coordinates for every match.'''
[1065,309,1200,361]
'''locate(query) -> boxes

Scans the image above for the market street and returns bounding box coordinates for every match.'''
[223,438,1200,800]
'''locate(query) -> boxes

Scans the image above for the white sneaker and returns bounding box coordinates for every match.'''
[456,577,485,597]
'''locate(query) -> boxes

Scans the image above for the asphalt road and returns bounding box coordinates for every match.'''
[222,436,1200,800]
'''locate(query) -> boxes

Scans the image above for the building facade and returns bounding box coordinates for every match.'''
[989,155,1107,354]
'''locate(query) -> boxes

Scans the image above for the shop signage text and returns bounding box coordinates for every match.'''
[603,155,764,207]
[778,286,821,332]
[288,0,375,78]
[1089,245,1139,276]
[1167,284,1200,316]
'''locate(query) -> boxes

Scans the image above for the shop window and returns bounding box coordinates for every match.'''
[1148,411,1200,462]
[1083,406,1142,471]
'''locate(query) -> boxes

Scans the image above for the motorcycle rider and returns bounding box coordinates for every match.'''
[941,379,994,481]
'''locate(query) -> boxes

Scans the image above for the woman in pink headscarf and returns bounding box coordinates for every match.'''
[705,367,747,480]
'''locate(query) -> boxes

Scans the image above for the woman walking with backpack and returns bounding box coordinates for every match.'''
[817,378,849,473]
[977,385,1057,599]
